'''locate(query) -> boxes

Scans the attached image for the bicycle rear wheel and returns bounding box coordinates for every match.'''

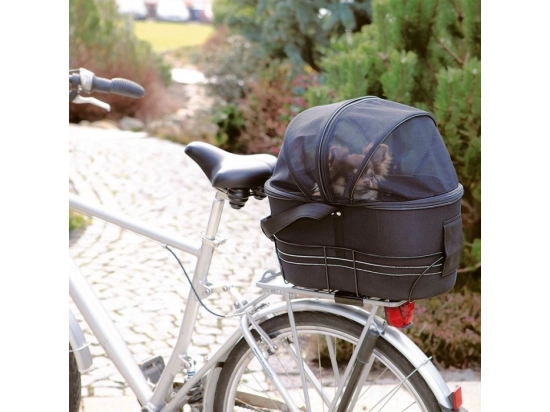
[214,311,440,411]
[69,343,82,412]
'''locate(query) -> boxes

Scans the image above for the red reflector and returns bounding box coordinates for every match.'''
[451,386,463,410]
[384,301,415,327]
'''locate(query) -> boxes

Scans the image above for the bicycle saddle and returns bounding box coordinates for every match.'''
[184,141,277,189]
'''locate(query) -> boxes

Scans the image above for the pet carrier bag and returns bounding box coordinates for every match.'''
[261,97,464,301]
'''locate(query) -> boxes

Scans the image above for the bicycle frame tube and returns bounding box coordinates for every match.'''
[69,256,154,406]
[69,190,231,411]
[69,193,201,256]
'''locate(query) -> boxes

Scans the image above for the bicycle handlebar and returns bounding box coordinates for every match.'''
[69,68,145,98]
[92,76,145,98]
[69,68,145,111]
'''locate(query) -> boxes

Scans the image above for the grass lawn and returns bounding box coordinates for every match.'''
[133,21,214,52]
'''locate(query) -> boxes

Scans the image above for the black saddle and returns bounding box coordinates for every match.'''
[184,141,278,208]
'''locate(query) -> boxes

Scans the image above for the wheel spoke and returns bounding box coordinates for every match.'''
[214,312,440,412]
[324,334,341,383]
[279,335,332,407]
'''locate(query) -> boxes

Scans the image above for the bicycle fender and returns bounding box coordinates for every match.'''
[241,299,459,411]
[69,309,93,372]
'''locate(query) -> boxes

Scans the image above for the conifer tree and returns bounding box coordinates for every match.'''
[213,0,373,72]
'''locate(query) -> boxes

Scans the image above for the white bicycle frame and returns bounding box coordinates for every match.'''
[69,188,458,412]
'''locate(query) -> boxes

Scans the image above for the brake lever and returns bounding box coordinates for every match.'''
[72,94,111,112]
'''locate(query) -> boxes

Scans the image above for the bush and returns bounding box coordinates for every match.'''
[197,26,291,154]
[234,62,295,155]
[198,26,269,105]
[196,26,329,155]
[404,288,481,369]
[69,0,177,123]
[69,210,89,231]
[210,61,314,155]
[212,102,246,151]
[213,0,374,72]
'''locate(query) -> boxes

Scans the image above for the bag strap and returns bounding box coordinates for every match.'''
[261,203,338,239]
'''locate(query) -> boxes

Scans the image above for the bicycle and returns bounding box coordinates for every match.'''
[69,67,467,412]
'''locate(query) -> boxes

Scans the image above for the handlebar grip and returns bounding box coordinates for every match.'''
[92,76,145,98]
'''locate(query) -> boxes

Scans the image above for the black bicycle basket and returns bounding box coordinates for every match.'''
[261,97,464,301]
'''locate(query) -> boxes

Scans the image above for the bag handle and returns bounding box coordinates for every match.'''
[261,203,338,239]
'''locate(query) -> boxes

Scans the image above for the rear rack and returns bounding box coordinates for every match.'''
[255,270,407,308]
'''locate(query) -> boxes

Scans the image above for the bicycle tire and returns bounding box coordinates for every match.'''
[69,343,82,412]
[214,311,440,411]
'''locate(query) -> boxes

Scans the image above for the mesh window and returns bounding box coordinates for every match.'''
[265,97,459,204]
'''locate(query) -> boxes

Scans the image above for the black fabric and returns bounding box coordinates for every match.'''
[442,214,464,276]
[260,203,337,239]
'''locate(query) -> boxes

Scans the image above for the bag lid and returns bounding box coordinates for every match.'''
[265,97,460,204]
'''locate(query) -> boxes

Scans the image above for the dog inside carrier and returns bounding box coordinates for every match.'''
[261,96,464,301]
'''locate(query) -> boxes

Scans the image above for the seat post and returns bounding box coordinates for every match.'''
[204,190,227,240]
[151,190,228,405]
